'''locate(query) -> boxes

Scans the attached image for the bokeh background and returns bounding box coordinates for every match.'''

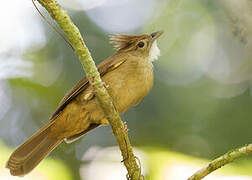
[1,0,252,179]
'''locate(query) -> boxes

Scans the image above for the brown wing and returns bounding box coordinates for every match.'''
[50,55,127,120]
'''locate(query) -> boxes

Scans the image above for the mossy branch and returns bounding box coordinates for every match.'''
[188,144,252,180]
[36,0,143,179]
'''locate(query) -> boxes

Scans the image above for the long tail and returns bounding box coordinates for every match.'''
[6,122,62,176]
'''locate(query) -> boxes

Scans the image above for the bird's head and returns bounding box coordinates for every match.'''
[110,30,164,62]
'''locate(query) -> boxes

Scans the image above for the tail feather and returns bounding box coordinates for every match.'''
[6,122,62,176]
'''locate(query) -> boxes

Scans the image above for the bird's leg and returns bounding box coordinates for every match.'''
[102,81,109,89]
[109,122,128,135]
[123,121,129,132]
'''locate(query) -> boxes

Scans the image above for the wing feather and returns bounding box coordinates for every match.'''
[50,56,126,120]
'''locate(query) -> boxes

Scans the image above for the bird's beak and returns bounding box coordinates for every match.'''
[150,30,164,42]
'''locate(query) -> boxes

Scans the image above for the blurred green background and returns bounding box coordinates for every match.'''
[1,0,252,179]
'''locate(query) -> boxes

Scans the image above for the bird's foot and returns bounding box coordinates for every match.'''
[83,91,94,101]
[102,81,109,89]
[123,121,129,132]
[109,122,129,135]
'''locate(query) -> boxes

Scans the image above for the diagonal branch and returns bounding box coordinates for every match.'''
[188,144,252,180]
[36,0,143,179]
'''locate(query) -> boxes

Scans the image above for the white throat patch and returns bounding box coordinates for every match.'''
[148,40,160,62]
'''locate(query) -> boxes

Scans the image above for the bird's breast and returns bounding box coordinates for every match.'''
[103,58,154,114]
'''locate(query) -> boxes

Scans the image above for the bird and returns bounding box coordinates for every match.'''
[6,30,163,176]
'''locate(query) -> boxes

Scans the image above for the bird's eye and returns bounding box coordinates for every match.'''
[137,42,145,48]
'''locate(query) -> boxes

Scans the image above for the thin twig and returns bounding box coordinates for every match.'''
[188,144,252,180]
[32,0,74,50]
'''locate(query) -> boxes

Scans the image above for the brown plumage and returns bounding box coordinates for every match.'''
[109,34,148,51]
[6,31,163,176]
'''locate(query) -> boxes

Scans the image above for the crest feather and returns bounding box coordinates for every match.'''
[109,34,143,51]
